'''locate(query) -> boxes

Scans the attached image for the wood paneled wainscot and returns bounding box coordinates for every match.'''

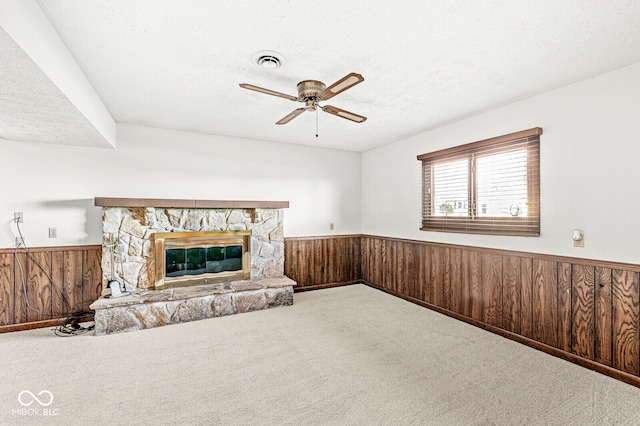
[3,235,639,387]
[360,235,640,387]
[285,235,361,291]
[0,245,102,332]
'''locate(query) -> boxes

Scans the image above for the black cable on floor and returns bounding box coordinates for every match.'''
[53,310,95,337]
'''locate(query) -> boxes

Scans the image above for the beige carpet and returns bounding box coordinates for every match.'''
[1,284,639,425]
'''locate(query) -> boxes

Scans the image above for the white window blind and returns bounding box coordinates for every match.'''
[476,149,528,217]
[433,159,468,217]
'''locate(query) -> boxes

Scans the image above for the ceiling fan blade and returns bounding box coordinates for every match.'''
[276,108,306,125]
[321,105,367,123]
[239,83,298,101]
[318,73,364,100]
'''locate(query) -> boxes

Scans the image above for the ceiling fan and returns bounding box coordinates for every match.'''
[239,72,367,125]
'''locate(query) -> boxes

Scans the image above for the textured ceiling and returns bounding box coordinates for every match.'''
[0,26,110,147]
[9,1,640,151]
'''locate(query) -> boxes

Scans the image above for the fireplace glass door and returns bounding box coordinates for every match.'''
[154,231,250,289]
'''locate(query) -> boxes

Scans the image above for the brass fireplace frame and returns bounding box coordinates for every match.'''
[153,230,251,290]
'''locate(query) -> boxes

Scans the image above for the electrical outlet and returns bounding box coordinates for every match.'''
[49,227,57,238]
[329,223,334,231]
[15,237,25,247]
[14,212,23,223]
[573,235,584,248]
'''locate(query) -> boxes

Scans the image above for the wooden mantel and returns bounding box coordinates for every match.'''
[94,197,289,209]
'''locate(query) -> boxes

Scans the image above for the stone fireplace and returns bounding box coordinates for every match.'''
[99,201,286,290]
[90,198,296,335]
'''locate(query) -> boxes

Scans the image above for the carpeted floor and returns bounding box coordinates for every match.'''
[1,284,639,425]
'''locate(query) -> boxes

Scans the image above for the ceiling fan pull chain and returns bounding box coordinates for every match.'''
[316,107,319,138]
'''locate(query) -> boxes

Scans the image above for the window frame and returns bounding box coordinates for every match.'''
[418,127,542,237]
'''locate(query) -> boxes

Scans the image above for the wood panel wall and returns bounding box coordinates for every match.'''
[360,235,640,386]
[2,236,639,386]
[284,235,361,291]
[0,245,102,332]
[285,235,640,385]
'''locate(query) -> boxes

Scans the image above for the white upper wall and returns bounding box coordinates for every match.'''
[0,124,361,247]
[361,61,640,264]
[3,47,639,266]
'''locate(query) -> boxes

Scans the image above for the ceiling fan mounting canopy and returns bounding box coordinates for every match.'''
[239,72,367,125]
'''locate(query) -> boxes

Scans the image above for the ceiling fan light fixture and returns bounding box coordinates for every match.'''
[253,50,286,69]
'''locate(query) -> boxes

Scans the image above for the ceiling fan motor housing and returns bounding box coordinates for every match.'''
[297,80,326,102]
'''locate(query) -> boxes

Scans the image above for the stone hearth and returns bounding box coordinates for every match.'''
[90,276,295,335]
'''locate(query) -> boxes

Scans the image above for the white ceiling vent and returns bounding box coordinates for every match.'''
[253,50,285,69]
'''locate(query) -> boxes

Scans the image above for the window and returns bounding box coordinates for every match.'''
[418,127,541,236]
